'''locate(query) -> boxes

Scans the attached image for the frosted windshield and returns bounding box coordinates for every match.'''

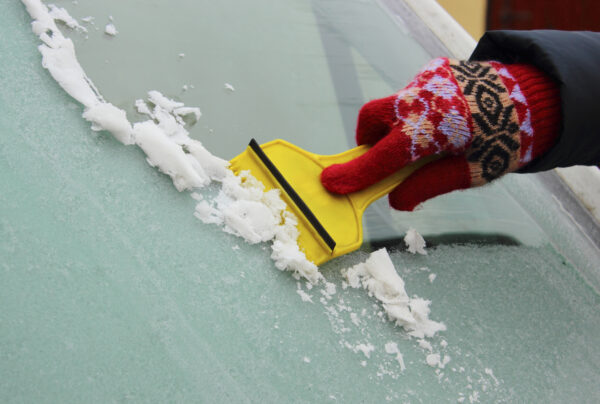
[3,1,600,403]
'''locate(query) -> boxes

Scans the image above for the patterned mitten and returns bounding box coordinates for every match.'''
[321,58,561,211]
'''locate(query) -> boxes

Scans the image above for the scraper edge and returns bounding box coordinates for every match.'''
[248,138,336,252]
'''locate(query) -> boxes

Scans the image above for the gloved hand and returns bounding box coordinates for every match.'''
[321,58,560,211]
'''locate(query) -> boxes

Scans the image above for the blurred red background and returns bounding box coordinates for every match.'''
[487,0,600,30]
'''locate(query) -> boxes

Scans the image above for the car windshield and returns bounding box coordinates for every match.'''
[2,0,600,402]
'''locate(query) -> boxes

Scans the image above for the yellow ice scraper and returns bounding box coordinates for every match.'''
[230,139,436,266]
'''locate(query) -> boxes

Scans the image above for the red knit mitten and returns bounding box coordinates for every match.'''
[321,58,561,211]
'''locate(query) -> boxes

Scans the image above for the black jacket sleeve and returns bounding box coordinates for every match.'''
[470,30,600,172]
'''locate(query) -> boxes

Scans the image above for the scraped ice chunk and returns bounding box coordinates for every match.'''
[133,121,210,191]
[384,342,398,354]
[404,228,427,255]
[38,33,102,107]
[104,22,117,36]
[426,353,440,367]
[22,0,108,115]
[270,212,321,283]
[384,342,406,371]
[135,99,153,116]
[323,282,336,298]
[134,93,226,182]
[409,297,446,339]
[136,91,201,143]
[205,170,321,283]
[297,289,313,303]
[148,90,184,112]
[82,102,134,145]
[221,200,279,243]
[426,353,451,368]
[485,368,500,385]
[194,200,223,225]
[183,140,229,182]
[418,339,433,352]
[174,107,201,123]
[48,4,87,32]
[355,343,375,358]
[342,248,445,339]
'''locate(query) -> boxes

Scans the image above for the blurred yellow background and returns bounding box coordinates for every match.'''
[436,0,487,40]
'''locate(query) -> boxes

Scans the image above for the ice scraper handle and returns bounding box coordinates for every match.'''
[321,58,560,211]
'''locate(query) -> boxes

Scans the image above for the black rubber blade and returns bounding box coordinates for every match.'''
[248,139,336,252]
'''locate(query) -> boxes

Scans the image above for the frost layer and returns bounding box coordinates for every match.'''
[342,248,445,339]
